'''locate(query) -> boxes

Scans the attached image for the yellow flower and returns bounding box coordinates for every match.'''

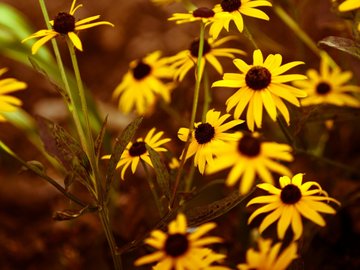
[338,0,360,11]
[213,49,307,131]
[247,173,340,240]
[102,128,170,180]
[237,238,298,270]
[135,213,223,270]
[168,7,216,24]
[113,51,175,115]
[209,0,272,39]
[178,109,244,174]
[22,0,114,54]
[293,56,360,107]
[206,132,293,194]
[167,36,246,81]
[0,68,27,121]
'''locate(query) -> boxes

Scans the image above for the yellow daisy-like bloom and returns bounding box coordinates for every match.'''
[338,0,360,11]
[168,7,216,24]
[293,56,360,107]
[212,49,307,131]
[102,128,170,180]
[247,173,340,240]
[135,213,223,270]
[206,132,293,194]
[0,68,27,121]
[237,238,297,270]
[209,0,272,39]
[167,36,246,81]
[22,0,114,54]
[113,51,175,115]
[178,109,244,174]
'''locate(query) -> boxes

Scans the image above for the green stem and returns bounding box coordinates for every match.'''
[201,70,211,122]
[273,5,338,68]
[66,39,102,199]
[170,22,205,208]
[184,164,196,193]
[38,0,88,153]
[98,208,123,270]
[141,160,164,216]
[243,25,259,50]
[277,116,295,146]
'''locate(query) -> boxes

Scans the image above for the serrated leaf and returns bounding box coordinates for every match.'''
[105,116,143,196]
[36,116,91,184]
[146,144,171,200]
[318,36,360,60]
[185,190,249,227]
[95,115,108,160]
[53,206,91,221]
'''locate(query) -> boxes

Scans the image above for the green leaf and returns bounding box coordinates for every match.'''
[185,190,251,227]
[36,116,91,186]
[318,36,360,60]
[95,115,108,161]
[105,116,143,196]
[53,205,94,221]
[146,144,171,200]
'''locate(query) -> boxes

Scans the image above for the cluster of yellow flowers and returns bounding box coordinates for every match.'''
[2,0,359,269]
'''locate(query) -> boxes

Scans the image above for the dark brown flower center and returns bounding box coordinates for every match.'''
[237,135,261,157]
[132,61,152,80]
[194,123,215,144]
[316,82,331,95]
[129,141,147,157]
[221,0,241,12]
[193,7,215,18]
[245,66,272,90]
[190,39,211,57]
[280,184,302,204]
[164,233,189,257]
[53,12,75,34]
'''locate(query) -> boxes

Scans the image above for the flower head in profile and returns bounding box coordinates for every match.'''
[0,68,27,121]
[206,132,293,194]
[209,0,272,39]
[247,173,340,240]
[135,213,223,270]
[237,238,298,270]
[213,49,307,131]
[178,109,243,174]
[293,56,360,107]
[338,0,360,12]
[168,7,216,25]
[113,51,175,115]
[102,128,170,180]
[22,0,114,54]
[168,36,246,81]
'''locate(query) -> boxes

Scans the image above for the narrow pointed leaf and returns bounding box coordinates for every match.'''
[146,144,171,200]
[318,36,360,60]
[105,116,143,196]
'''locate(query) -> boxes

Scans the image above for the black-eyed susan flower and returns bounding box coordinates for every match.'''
[338,0,360,11]
[134,213,223,270]
[113,51,175,115]
[209,0,272,39]
[237,238,297,270]
[22,0,114,54]
[168,7,216,24]
[293,56,360,107]
[212,49,307,131]
[206,132,293,194]
[167,36,246,81]
[102,128,170,180]
[178,109,244,174]
[0,68,27,121]
[247,173,340,240]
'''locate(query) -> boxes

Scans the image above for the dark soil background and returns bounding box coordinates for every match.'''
[0,0,359,269]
